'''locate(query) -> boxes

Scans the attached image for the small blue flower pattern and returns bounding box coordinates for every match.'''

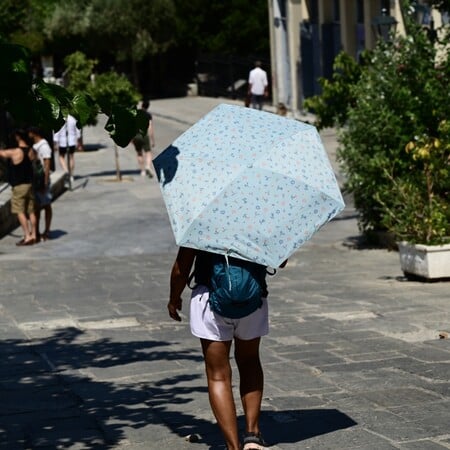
[153,104,345,268]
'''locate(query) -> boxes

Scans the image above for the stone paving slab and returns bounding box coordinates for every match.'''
[0,97,449,449]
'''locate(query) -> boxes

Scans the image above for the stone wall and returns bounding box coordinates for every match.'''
[0,171,66,238]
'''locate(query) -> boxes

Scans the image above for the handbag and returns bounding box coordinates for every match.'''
[32,159,45,191]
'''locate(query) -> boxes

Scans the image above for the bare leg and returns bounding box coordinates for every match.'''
[35,207,41,239]
[145,151,154,176]
[59,154,68,172]
[137,153,145,175]
[43,204,52,235]
[28,212,37,240]
[201,339,240,450]
[69,153,75,176]
[235,337,263,435]
[17,212,32,241]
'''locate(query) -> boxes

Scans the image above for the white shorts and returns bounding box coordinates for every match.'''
[189,285,269,342]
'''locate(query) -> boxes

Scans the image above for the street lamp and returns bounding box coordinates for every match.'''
[372,8,398,42]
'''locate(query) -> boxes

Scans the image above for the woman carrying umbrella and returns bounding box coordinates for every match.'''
[168,246,287,450]
[157,104,344,449]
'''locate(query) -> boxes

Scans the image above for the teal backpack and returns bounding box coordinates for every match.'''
[191,251,270,319]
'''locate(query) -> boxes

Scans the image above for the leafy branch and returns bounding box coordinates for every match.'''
[0,41,148,147]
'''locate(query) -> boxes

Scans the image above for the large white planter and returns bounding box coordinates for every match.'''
[398,241,450,280]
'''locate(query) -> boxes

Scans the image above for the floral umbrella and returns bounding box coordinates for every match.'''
[153,104,345,268]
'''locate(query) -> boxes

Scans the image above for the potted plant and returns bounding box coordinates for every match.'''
[375,119,450,279]
[304,2,450,279]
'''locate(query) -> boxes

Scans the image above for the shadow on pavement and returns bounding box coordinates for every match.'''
[259,409,357,445]
[0,327,357,448]
[0,327,224,448]
[44,229,68,241]
[81,143,108,152]
[81,169,141,179]
[332,212,359,222]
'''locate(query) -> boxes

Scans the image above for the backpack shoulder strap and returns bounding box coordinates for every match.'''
[188,250,212,289]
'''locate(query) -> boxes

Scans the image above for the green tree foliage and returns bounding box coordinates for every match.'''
[88,71,142,148]
[85,70,144,177]
[2,0,269,60]
[0,0,26,37]
[88,72,140,115]
[64,51,97,96]
[63,51,98,125]
[2,0,270,98]
[338,13,450,243]
[303,52,363,130]
[0,41,148,148]
[45,0,175,61]
[92,0,175,61]
[173,0,269,56]
[305,1,450,243]
[376,123,450,244]
[0,0,58,53]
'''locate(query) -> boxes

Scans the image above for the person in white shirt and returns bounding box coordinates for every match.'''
[53,115,82,182]
[248,61,269,110]
[28,127,53,241]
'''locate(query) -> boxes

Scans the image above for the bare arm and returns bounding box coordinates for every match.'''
[43,158,51,187]
[0,148,22,164]
[148,120,155,147]
[168,247,196,321]
[0,148,14,160]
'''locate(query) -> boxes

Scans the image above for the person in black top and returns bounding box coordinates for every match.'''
[131,100,155,178]
[0,130,37,245]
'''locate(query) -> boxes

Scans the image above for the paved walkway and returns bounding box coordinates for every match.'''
[0,97,449,449]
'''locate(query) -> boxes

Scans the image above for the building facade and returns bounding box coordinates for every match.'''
[269,0,446,115]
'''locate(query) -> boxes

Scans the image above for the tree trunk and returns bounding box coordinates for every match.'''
[114,143,122,181]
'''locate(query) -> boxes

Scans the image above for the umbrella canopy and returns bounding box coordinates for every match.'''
[153,104,345,268]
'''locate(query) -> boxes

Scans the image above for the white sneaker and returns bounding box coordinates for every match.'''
[140,170,146,177]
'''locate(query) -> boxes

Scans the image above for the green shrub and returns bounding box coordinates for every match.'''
[375,120,450,244]
[337,16,450,243]
[64,51,97,96]
[304,51,363,130]
[88,72,140,115]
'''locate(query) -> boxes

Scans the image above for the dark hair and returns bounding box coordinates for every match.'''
[28,126,44,137]
[141,100,150,109]
[12,129,33,147]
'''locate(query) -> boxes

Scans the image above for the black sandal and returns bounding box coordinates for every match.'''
[243,432,268,449]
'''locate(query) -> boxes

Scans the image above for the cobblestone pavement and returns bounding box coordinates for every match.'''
[0,97,449,449]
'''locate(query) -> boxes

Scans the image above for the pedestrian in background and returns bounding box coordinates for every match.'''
[53,114,82,183]
[0,130,37,246]
[248,61,268,111]
[131,100,155,178]
[28,127,53,242]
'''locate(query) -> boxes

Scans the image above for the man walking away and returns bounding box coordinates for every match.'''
[131,100,156,178]
[53,114,82,183]
[248,61,268,111]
